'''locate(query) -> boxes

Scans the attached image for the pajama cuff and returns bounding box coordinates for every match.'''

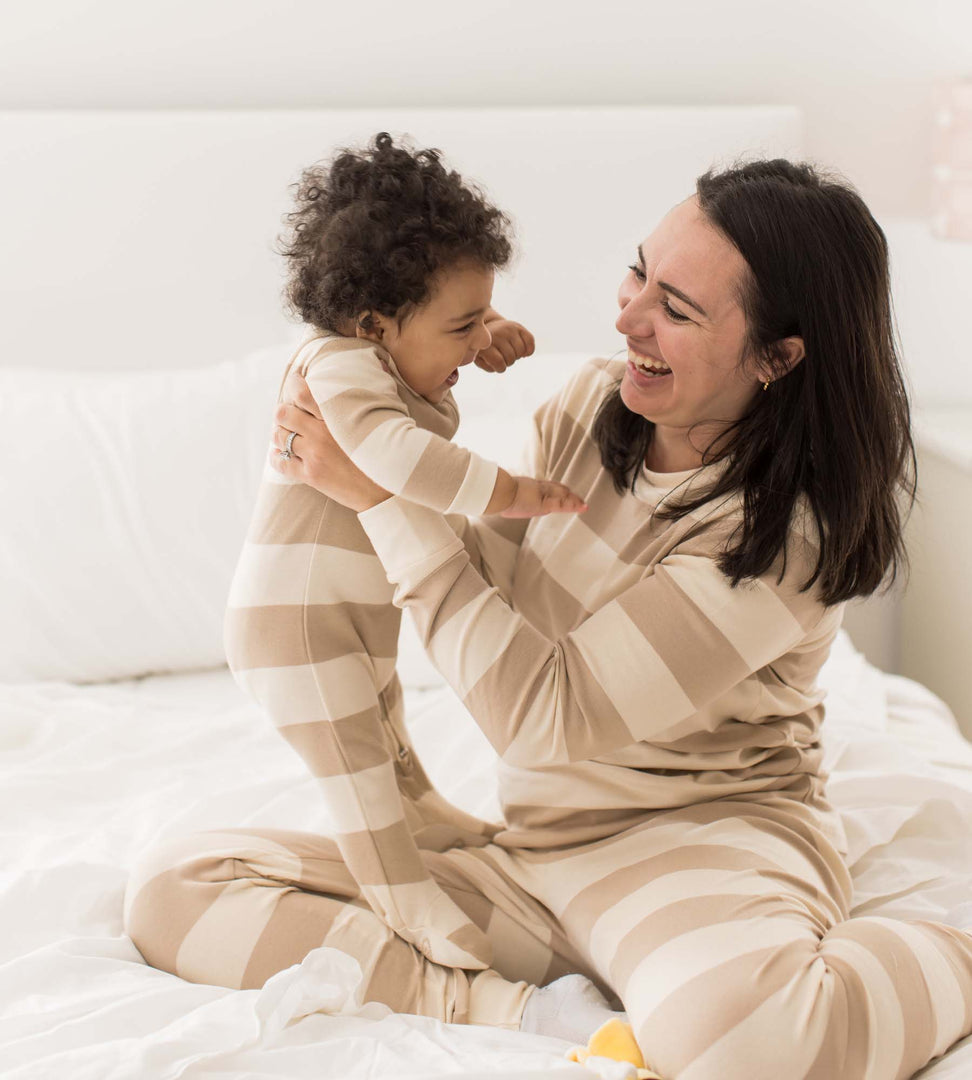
[358,494,466,585]
[466,969,535,1030]
[445,454,499,517]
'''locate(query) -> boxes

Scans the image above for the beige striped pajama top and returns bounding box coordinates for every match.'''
[355,354,850,859]
[225,329,525,974]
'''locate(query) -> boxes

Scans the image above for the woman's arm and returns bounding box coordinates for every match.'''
[443,513,528,606]
[352,496,828,768]
[440,405,547,600]
[270,389,826,768]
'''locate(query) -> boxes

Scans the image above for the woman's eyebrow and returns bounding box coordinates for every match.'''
[636,245,709,319]
[658,281,709,319]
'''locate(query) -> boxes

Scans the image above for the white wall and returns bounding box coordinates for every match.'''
[2,0,970,674]
[3,0,970,407]
[1,0,969,220]
[885,222,972,409]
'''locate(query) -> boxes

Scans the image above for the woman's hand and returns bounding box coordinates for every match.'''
[475,317,535,373]
[269,371,392,513]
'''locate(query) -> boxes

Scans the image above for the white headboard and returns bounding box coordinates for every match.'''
[0,107,802,371]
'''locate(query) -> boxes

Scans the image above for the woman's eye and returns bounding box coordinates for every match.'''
[627,263,646,282]
[661,299,690,323]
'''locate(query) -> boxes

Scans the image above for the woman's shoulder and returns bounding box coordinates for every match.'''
[528,356,621,471]
[534,355,623,436]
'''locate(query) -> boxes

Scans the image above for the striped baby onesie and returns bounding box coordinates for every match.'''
[224,329,515,970]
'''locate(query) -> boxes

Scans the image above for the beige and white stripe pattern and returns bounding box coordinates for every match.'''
[123,799,972,1077]
[125,354,972,1077]
[355,358,848,854]
[295,329,499,516]
[223,331,512,971]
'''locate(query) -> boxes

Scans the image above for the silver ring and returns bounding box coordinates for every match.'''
[285,430,297,455]
[279,449,292,460]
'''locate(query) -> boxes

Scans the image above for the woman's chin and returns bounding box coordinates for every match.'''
[620,374,666,420]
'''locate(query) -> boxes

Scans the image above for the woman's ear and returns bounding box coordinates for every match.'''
[758,336,805,385]
[778,336,805,373]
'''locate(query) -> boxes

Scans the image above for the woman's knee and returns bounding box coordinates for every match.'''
[623,929,827,1079]
[123,832,212,972]
[125,827,365,990]
[124,829,265,983]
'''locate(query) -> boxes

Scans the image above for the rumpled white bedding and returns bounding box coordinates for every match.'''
[4,630,972,1079]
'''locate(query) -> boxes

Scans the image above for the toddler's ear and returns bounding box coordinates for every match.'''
[355,311,384,342]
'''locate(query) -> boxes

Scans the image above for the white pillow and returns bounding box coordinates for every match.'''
[0,347,594,685]
[0,346,286,683]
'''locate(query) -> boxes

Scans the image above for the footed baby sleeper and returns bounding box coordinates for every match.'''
[223,330,512,970]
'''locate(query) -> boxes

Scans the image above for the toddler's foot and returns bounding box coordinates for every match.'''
[519,973,627,1043]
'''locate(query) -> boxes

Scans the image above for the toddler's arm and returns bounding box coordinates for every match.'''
[302,339,495,515]
[475,310,535,374]
[300,338,585,519]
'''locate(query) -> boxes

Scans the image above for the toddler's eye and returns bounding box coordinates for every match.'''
[453,321,475,334]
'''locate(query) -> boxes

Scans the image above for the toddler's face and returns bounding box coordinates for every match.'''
[377,262,495,404]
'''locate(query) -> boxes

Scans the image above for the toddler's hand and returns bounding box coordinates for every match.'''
[499,476,588,518]
[475,318,535,373]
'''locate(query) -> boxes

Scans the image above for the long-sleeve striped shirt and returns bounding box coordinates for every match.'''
[356,356,850,858]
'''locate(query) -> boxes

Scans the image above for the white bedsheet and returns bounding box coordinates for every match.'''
[4,630,972,1079]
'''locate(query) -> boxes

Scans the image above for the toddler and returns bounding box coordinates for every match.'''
[225,133,586,971]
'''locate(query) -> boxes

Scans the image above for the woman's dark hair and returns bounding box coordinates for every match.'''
[279,132,513,331]
[591,158,916,606]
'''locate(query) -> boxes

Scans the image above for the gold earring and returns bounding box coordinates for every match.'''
[762,381,770,391]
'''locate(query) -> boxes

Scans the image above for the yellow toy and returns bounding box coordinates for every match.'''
[565,1017,663,1079]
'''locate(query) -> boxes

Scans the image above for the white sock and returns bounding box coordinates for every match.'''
[519,973,628,1043]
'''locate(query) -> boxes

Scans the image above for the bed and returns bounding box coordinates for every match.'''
[3,106,972,1080]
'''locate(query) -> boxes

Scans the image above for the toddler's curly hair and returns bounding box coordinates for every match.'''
[279,132,514,332]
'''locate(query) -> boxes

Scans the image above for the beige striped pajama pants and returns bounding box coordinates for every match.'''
[124,790,972,1079]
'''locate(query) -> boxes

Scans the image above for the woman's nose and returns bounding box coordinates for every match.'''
[616,291,654,337]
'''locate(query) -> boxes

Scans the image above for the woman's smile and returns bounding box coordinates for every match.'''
[626,361,673,392]
[626,343,673,388]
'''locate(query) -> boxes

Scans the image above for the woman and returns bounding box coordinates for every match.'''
[126,160,972,1079]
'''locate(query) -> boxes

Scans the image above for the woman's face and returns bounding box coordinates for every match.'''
[370,262,495,404]
[616,196,761,453]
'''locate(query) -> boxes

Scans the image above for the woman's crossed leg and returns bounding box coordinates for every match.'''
[123,825,597,1029]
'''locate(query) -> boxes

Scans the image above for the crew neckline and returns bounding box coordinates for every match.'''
[633,456,731,502]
